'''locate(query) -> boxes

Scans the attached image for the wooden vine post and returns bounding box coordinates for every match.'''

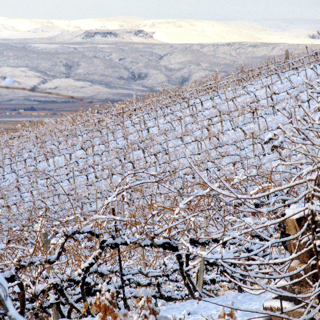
[41,232,61,320]
[265,208,320,319]
[112,207,130,310]
[196,215,208,292]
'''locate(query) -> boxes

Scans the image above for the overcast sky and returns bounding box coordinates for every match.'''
[0,0,319,21]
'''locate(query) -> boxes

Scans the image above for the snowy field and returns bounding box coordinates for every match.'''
[160,292,270,320]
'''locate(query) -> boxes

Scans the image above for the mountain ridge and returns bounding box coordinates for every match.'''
[1,17,320,44]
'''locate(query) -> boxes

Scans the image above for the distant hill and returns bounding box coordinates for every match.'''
[1,17,320,44]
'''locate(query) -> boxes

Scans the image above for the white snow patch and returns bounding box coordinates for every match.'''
[160,292,269,320]
[1,78,14,86]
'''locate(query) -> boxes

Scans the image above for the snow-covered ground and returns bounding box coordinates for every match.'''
[160,292,270,320]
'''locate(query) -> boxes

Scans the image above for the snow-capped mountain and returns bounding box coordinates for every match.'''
[0,17,319,44]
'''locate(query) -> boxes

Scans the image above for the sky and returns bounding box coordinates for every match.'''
[0,0,319,21]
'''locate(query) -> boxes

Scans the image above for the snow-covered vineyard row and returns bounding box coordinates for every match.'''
[2,53,319,214]
[1,50,320,320]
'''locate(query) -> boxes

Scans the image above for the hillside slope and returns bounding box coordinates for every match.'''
[2,52,320,217]
[1,50,320,318]
[1,42,317,103]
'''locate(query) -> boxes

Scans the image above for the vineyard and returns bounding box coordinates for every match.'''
[1,48,320,320]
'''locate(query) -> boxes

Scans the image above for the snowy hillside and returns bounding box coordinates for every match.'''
[1,17,319,104]
[1,49,320,319]
[1,41,317,104]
